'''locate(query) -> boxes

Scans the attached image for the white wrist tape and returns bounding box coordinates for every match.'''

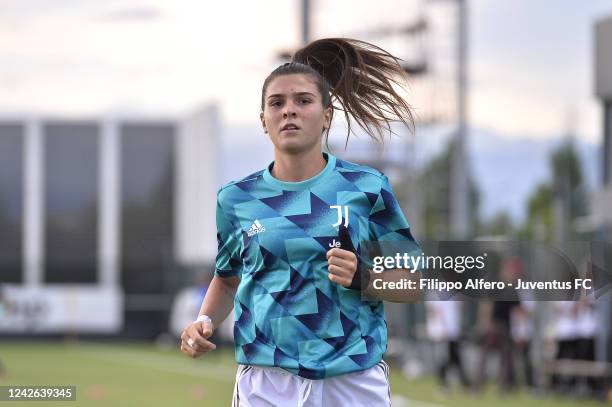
[195,314,213,326]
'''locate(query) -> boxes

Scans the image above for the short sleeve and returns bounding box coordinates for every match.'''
[214,190,243,278]
[368,175,423,269]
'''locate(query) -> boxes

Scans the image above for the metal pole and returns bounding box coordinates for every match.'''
[302,0,310,44]
[605,100,612,186]
[450,0,469,238]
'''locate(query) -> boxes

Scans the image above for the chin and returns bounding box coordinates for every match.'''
[280,144,309,155]
[271,138,304,154]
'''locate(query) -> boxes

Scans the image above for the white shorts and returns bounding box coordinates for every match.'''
[232,361,391,407]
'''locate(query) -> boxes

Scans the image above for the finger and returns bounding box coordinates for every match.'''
[181,341,195,357]
[326,248,355,260]
[327,253,357,268]
[183,339,208,356]
[181,331,194,348]
[199,322,214,338]
[181,341,204,358]
[186,323,210,341]
[328,266,356,287]
[328,272,351,287]
[187,322,208,338]
[328,264,350,278]
[192,335,217,352]
[327,255,356,270]
[184,331,216,353]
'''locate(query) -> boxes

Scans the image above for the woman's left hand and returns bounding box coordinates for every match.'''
[326,248,358,287]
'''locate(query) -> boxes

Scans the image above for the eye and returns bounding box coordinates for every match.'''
[300,99,312,104]
[269,100,282,107]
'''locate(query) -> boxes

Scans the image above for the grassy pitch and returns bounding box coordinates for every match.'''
[0,341,607,406]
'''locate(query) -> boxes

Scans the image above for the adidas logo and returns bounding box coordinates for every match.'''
[247,219,266,237]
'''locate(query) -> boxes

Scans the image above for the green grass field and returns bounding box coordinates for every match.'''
[0,341,608,406]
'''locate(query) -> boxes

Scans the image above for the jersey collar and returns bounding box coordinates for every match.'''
[263,152,336,191]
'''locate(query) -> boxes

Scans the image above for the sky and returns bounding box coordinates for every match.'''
[1,0,611,144]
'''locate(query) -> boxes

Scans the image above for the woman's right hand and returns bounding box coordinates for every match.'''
[180,319,216,358]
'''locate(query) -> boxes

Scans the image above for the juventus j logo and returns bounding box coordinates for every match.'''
[330,205,349,227]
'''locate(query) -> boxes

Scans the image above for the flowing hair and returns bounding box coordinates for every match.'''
[261,38,415,149]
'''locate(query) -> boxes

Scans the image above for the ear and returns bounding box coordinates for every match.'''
[323,106,332,130]
[260,112,268,134]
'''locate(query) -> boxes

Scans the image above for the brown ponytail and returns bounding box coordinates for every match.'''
[261,38,415,149]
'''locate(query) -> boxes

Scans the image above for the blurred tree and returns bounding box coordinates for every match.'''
[406,138,479,239]
[519,183,554,242]
[519,140,587,241]
[477,210,514,237]
[551,141,588,238]
[552,143,582,193]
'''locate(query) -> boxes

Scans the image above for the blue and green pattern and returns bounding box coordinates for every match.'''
[215,153,421,379]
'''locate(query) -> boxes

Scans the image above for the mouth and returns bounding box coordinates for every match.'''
[281,123,300,132]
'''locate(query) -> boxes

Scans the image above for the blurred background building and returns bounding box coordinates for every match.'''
[591,14,612,240]
[0,106,221,338]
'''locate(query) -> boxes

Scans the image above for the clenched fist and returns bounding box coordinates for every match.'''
[180,318,216,359]
[326,246,358,287]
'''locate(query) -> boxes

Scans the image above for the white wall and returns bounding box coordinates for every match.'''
[175,104,221,265]
[595,15,612,100]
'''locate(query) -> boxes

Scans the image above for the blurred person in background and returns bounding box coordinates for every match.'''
[0,285,6,380]
[551,301,579,393]
[179,38,422,406]
[510,300,535,390]
[552,295,603,397]
[510,258,535,391]
[575,295,600,396]
[475,259,521,392]
[426,299,470,393]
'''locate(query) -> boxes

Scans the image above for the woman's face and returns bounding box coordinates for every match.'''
[260,74,332,155]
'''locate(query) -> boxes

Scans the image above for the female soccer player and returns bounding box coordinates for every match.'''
[180,38,421,406]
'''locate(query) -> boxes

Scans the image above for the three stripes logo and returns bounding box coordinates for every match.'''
[247,219,266,237]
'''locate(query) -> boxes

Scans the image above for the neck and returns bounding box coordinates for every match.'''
[270,148,327,182]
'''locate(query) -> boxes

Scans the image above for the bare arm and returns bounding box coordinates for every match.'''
[198,275,240,329]
[180,275,239,359]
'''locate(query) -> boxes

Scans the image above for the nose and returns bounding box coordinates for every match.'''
[282,101,297,118]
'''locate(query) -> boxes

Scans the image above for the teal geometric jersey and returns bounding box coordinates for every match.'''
[215,152,421,379]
